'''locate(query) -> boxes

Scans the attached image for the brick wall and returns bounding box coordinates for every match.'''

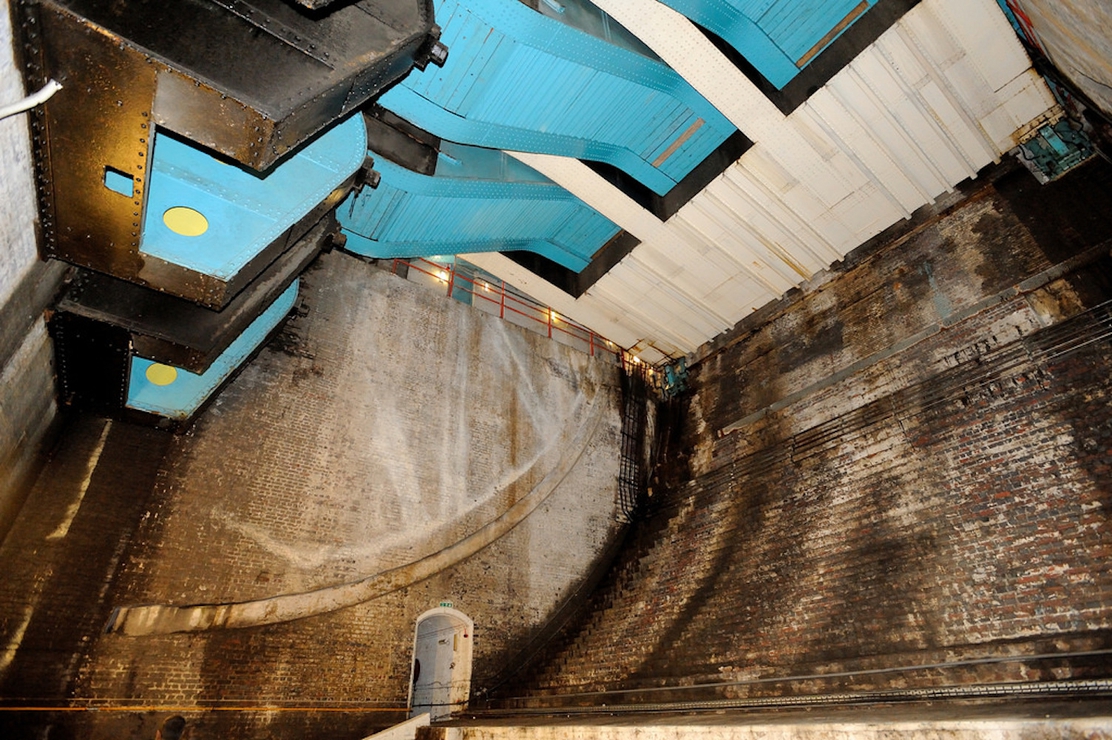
[0,252,623,739]
[502,159,1112,707]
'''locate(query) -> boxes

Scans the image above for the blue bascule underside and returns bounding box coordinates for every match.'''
[379,0,735,197]
[126,280,300,420]
[661,0,879,89]
[142,116,367,280]
[340,142,620,272]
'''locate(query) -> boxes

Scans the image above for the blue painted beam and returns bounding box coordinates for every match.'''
[379,0,734,196]
[126,280,300,420]
[661,0,879,89]
[339,143,620,271]
[141,115,366,281]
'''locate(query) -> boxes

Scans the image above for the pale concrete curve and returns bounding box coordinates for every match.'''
[106,388,610,636]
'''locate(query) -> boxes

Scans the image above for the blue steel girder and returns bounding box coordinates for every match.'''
[379,0,735,196]
[126,280,300,420]
[339,145,620,271]
[661,0,879,89]
[141,116,367,283]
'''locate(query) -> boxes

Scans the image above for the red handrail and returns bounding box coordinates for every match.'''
[389,257,621,362]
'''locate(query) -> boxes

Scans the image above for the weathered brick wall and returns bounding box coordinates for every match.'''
[0,252,623,739]
[505,159,1112,706]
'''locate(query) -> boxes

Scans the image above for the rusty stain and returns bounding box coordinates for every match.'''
[652,118,705,168]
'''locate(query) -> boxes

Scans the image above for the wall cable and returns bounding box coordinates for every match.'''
[0,80,61,121]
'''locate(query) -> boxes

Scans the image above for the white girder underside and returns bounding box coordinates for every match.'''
[464,0,1054,363]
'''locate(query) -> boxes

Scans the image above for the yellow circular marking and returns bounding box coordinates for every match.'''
[145,363,178,386]
[163,206,208,236]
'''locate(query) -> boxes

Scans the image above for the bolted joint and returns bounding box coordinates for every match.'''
[322,229,346,253]
[413,25,448,71]
[353,155,381,196]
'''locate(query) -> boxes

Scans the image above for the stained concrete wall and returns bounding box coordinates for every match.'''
[0,1,35,305]
[0,1,64,541]
[506,158,1112,706]
[0,251,623,739]
[1015,0,1112,118]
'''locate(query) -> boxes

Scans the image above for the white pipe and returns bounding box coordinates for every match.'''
[0,79,62,121]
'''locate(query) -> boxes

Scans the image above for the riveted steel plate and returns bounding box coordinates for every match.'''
[16,0,437,306]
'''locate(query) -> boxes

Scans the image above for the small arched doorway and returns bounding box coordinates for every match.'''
[408,607,473,720]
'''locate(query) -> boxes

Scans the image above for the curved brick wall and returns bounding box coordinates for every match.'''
[0,252,624,739]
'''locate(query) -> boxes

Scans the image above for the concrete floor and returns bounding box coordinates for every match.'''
[436,700,1112,738]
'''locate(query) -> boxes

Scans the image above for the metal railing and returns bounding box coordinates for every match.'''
[616,357,652,522]
[389,256,622,362]
[478,649,1112,715]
